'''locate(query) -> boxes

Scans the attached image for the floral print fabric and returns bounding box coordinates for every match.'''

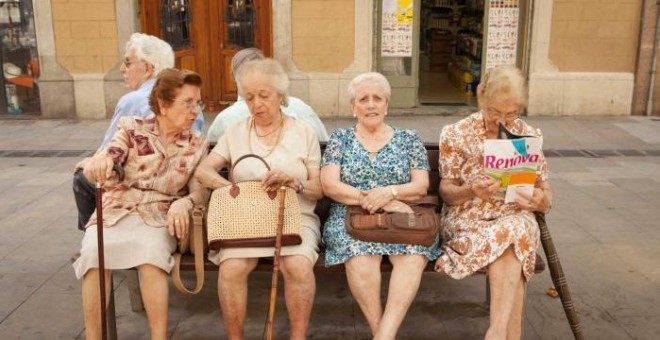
[321,127,441,266]
[435,112,548,281]
[88,114,208,228]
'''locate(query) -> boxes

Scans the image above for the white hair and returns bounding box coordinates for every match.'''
[231,48,265,81]
[125,33,175,77]
[347,72,391,104]
[235,58,290,106]
[477,65,528,110]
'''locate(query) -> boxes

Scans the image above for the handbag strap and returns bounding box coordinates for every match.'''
[230,154,271,184]
[172,206,205,295]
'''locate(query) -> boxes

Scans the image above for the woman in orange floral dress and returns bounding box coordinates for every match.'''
[435,66,553,340]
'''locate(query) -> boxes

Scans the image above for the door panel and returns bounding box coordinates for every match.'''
[140,0,271,110]
[211,0,272,102]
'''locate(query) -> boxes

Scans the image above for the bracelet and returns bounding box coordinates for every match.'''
[296,179,304,194]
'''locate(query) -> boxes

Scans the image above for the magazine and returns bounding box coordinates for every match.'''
[484,125,543,203]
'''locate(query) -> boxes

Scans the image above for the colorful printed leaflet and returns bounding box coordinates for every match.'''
[484,136,543,203]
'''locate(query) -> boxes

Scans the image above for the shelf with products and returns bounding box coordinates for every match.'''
[0,0,40,114]
[421,0,483,75]
[447,54,481,96]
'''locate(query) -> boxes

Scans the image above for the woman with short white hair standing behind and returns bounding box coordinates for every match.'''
[320,72,440,339]
[436,65,552,339]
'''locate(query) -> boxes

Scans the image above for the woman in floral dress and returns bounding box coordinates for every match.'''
[320,72,440,339]
[435,66,553,340]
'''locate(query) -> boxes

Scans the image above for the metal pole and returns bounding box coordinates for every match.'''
[646,0,660,116]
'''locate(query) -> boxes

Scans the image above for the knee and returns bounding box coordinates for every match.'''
[345,255,381,277]
[137,264,166,277]
[280,255,314,282]
[219,258,257,280]
[390,254,427,270]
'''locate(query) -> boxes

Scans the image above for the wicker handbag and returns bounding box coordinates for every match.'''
[345,196,440,247]
[206,154,302,250]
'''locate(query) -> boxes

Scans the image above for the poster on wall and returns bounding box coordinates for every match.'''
[381,0,414,57]
[485,0,519,70]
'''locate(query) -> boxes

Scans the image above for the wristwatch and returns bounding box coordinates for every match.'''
[295,179,304,194]
[390,186,398,199]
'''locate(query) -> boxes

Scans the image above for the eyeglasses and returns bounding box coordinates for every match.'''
[485,107,519,120]
[122,59,147,68]
[175,99,205,112]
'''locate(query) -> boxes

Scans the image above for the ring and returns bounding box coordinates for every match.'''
[368,204,373,209]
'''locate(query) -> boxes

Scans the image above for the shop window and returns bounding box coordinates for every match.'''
[160,0,192,50]
[223,0,255,49]
[0,0,40,115]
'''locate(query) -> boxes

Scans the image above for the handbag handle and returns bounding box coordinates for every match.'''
[229,154,271,185]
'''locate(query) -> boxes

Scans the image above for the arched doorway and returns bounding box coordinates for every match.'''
[139,0,272,112]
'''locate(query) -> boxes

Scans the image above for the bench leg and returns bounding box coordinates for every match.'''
[108,274,117,340]
[125,269,145,312]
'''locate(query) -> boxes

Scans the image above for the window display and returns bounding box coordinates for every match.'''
[0,0,39,115]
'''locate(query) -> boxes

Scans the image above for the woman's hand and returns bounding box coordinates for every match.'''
[82,154,114,184]
[514,188,550,212]
[470,177,501,201]
[360,187,395,213]
[380,200,414,214]
[167,198,193,239]
[261,169,294,193]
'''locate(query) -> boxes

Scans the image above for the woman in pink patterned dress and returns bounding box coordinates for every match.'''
[73,69,208,340]
[435,66,553,340]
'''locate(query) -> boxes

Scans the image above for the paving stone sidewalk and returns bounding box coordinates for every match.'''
[0,114,659,339]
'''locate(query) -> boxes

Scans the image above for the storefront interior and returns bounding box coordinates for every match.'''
[0,0,39,116]
[418,0,484,106]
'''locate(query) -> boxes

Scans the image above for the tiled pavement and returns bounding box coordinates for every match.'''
[0,114,659,339]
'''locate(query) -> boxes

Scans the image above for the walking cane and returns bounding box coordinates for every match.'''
[535,212,585,340]
[265,186,287,340]
[95,182,108,340]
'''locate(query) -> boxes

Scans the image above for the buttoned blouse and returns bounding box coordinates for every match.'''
[89,114,208,228]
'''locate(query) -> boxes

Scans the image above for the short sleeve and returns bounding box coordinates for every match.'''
[105,117,134,165]
[406,130,430,170]
[534,129,549,182]
[439,124,465,179]
[303,122,322,169]
[321,129,347,167]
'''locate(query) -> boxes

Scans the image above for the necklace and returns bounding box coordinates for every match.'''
[355,125,391,155]
[355,125,388,141]
[254,116,283,137]
[248,115,285,158]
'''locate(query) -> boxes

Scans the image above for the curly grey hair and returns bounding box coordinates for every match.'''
[347,72,391,104]
[235,58,290,106]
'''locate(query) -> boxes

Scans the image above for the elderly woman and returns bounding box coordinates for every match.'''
[72,69,208,340]
[206,47,329,143]
[320,72,440,339]
[72,33,204,231]
[194,58,322,339]
[435,65,552,340]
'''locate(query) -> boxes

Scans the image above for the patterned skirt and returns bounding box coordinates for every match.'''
[435,212,540,281]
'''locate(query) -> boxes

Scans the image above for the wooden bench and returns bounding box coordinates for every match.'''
[106,143,546,339]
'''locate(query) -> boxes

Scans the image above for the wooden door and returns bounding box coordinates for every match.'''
[139,0,271,112]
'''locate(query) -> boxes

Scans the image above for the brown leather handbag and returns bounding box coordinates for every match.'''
[345,196,440,247]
